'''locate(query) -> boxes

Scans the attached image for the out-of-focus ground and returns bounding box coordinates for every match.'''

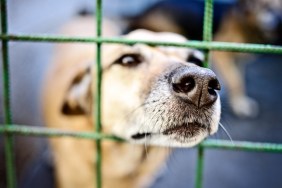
[0,0,282,188]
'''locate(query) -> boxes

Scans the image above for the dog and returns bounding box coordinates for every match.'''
[125,0,282,118]
[213,0,282,117]
[42,16,221,188]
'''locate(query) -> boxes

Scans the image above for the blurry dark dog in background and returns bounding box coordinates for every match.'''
[126,0,282,118]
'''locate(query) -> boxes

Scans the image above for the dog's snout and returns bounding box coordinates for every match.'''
[170,66,220,108]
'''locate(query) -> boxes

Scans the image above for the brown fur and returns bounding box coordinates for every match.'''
[213,0,282,117]
[42,17,169,188]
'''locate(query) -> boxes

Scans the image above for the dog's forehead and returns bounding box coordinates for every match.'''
[101,29,193,67]
[126,29,194,60]
[125,29,187,43]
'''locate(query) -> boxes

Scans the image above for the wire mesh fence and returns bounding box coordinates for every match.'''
[1,0,282,188]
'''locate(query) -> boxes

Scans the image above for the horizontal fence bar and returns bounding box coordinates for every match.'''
[1,125,282,153]
[0,125,124,141]
[200,139,282,153]
[1,34,282,54]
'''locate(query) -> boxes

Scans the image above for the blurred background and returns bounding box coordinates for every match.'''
[1,0,282,187]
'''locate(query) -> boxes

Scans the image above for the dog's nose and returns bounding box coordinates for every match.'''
[170,66,220,108]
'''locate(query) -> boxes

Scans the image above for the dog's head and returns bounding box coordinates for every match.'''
[237,0,282,42]
[63,29,221,147]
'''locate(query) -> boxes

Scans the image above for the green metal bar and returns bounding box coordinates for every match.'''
[195,146,205,188]
[1,0,17,187]
[1,34,282,54]
[0,125,124,141]
[1,125,282,153]
[202,0,213,67]
[201,139,282,153]
[195,0,214,187]
[203,0,213,42]
[95,0,103,187]
[1,0,12,124]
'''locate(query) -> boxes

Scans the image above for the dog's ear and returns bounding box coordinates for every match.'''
[62,65,93,115]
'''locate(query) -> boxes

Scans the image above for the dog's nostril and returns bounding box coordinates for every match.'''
[208,88,216,96]
[172,77,195,93]
[208,79,220,96]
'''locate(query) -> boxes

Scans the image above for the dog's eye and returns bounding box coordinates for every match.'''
[114,54,143,67]
[187,55,204,67]
[187,51,204,67]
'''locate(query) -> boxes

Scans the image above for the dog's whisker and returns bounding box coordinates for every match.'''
[148,100,169,133]
[133,98,169,135]
[219,122,233,144]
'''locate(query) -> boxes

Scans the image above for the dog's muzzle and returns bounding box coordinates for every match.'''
[129,64,221,147]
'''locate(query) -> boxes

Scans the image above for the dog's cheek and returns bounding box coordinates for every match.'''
[101,70,146,134]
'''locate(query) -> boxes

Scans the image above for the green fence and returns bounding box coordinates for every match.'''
[1,0,282,188]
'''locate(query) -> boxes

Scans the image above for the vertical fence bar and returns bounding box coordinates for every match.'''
[195,146,205,188]
[202,0,213,68]
[94,0,103,187]
[1,0,17,187]
[195,0,214,188]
